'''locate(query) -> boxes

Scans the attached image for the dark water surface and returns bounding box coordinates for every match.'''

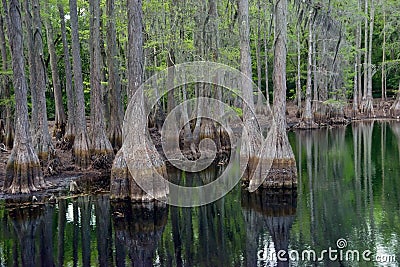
[0,122,399,266]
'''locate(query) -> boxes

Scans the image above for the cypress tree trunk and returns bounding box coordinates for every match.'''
[58,3,75,146]
[106,0,123,150]
[238,0,263,183]
[44,1,66,139]
[69,0,91,168]
[23,0,38,129]
[110,0,168,201]
[0,13,14,149]
[264,0,297,188]
[89,0,114,169]
[361,0,374,116]
[31,0,57,165]
[3,0,46,194]
[300,10,317,128]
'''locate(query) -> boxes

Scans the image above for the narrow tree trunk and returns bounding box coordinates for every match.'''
[361,0,374,116]
[23,0,37,128]
[44,1,66,139]
[58,3,75,147]
[263,5,272,104]
[264,0,297,188]
[296,26,301,117]
[31,0,58,168]
[365,0,375,116]
[89,0,114,169]
[106,0,123,151]
[300,10,316,128]
[381,1,387,102]
[110,0,168,201]
[357,0,363,107]
[0,13,13,149]
[69,0,91,168]
[3,0,46,194]
[353,61,358,117]
[256,0,266,115]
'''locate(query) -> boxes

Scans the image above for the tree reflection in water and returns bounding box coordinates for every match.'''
[111,201,168,267]
[242,190,297,267]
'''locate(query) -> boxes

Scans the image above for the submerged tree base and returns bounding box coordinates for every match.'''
[262,158,298,189]
[110,149,169,202]
[295,120,319,129]
[4,143,47,194]
[390,99,400,118]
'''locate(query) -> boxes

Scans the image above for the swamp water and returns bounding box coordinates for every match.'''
[0,122,399,266]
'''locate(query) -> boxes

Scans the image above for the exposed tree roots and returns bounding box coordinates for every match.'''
[360,97,375,117]
[3,143,47,194]
[52,122,66,141]
[390,98,400,118]
[295,119,319,129]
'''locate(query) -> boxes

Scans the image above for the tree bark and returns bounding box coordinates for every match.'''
[110,0,168,201]
[264,0,297,188]
[300,9,316,128]
[255,0,267,115]
[361,0,374,116]
[381,0,387,102]
[58,3,75,146]
[69,0,91,168]
[30,0,55,164]
[3,0,46,194]
[23,0,37,128]
[44,0,66,139]
[89,0,114,169]
[296,25,301,117]
[0,12,13,149]
[238,0,263,183]
[106,0,123,151]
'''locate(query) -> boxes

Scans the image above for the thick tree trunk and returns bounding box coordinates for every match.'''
[44,2,66,139]
[0,13,13,149]
[106,0,123,151]
[58,4,75,147]
[110,0,168,201]
[3,0,46,194]
[69,0,91,168]
[264,0,297,188]
[238,0,263,183]
[89,0,114,169]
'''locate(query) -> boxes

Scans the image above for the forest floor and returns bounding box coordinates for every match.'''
[0,98,398,202]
